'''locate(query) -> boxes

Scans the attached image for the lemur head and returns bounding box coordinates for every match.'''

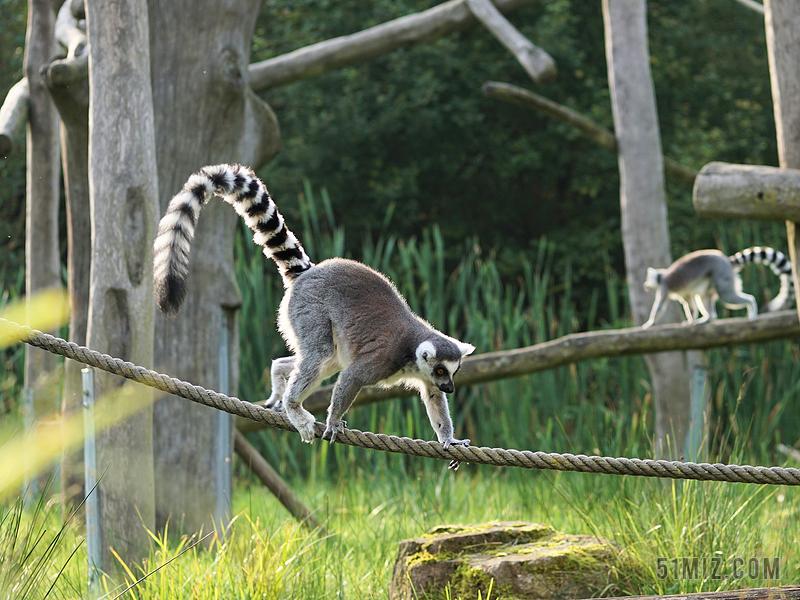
[415,337,475,393]
[643,267,663,290]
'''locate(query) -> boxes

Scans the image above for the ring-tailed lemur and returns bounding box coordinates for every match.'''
[153,164,474,453]
[642,246,794,329]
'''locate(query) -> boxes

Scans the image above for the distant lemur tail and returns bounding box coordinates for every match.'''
[729,246,794,312]
[153,164,314,316]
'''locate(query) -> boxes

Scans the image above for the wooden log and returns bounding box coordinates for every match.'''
[238,310,800,433]
[482,81,697,184]
[248,0,540,93]
[234,431,325,533]
[465,0,556,84]
[693,161,800,221]
[591,585,800,600]
[0,79,28,157]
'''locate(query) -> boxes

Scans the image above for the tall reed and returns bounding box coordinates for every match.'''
[235,184,800,478]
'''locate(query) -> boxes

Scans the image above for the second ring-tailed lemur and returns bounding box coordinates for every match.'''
[153,164,475,451]
[642,247,794,328]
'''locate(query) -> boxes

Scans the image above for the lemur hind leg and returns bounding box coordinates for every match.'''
[677,296,695,324]
[717,285,757,321]
[692,294,712,324]
[281,352,332,443]
[264,356,295,410]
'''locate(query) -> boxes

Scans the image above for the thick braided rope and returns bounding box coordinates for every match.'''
[4,318,800,486]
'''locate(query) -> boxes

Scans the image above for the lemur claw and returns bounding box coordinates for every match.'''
[442,438,470,451]
[324,420,347,444]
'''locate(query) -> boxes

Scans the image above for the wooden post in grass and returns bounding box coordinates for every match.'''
[602,0,704,458]
[23,0,62,497]
[85,0,158,571]
[764,0,800,322]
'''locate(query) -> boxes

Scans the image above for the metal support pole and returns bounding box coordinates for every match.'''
[214,311,232,530]
[684,365,708,462]
[82,367,101,596]
[22,386,39,504]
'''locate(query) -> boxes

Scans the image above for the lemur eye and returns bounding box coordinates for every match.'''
[435,367,445,376]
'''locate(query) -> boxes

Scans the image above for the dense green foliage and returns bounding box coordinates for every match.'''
[0,0,29,418]
[0,0,27,281]
[237,188,800,480]
[253,0,780,302]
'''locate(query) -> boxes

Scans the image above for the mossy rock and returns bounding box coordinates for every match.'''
[389,521,620,600]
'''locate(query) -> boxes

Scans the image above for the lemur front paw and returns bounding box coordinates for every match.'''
[264,394,283,410]
[442,438,470,451]
[323,420,347,444]
[286,409,316,444]
[642,321,654,329]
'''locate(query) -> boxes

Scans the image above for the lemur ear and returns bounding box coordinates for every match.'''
[457,341,475,357]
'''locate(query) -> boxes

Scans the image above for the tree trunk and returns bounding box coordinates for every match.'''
[147,0,280,538]
[602,0,702,458]
[23,0,62,493]
[764,0,800,321]
[42,1,92,511]
[44,68,90,511]
[85,0,158,572]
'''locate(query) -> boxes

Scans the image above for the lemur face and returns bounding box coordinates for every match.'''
[643,267,662,290]
[415,340,469,393]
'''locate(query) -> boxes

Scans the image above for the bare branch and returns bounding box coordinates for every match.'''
[0,79,29,157]
[466,0,556,83]
[693,161,800,222]
[733,0,765,14]
[238,311,800,433]
[482,80,698,184]
[248,0,541,93]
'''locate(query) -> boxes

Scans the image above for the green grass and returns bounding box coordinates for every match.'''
[3,183,800,598]
[7,463,799,599]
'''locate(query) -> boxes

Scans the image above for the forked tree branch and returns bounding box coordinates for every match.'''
[466,0,556,83]
[248,0,541,92]
[482,80,698,184]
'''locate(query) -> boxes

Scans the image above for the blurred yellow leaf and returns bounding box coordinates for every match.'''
[0,288,69,350]
[0,380,160,500]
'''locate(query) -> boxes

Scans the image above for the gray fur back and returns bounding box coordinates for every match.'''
[282,258,450,376]
[661,250,730,291]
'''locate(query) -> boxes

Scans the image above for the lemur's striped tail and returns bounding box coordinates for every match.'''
[153,164,314,316]
[730,246,794,312]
